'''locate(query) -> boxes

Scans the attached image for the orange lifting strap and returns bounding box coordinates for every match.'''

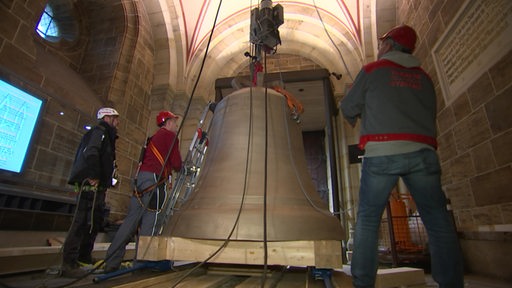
[272,86,304,115]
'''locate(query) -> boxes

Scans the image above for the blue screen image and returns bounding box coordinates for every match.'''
[0,80,43,173]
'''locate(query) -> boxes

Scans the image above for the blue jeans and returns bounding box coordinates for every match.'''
[351,149,464,288]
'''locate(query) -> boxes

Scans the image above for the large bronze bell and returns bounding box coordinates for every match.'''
[162,87,343,242]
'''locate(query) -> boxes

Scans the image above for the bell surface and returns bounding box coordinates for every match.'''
[164,87,344,241]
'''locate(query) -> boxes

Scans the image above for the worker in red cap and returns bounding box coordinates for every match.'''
[103,111,182,273]
[340,25,464,288]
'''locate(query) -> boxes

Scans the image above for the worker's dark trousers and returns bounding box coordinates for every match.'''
[104,172,167,271]
[62,189,106,268]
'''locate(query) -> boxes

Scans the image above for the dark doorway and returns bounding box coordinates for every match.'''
[302,131,328,202]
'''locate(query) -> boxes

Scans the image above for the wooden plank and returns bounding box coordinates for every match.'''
[110,263,423,288]
[278,271,322,288]
[224,268,323,288]
[331,266,425,288]
[0,243,135,275]
[207,266,272,277]
[236,277,267,287]
[0,246,60,257]
[137,236,342,268]
[331,269,353,288]
[0,231,111,248]
[112,267,206,288]
[472,224,512,232]
[175,274,234,288]
[375,267,425,288]
[0,243,134,257]
[136,236,168,260]
[235,272,285,288]
[47,237,65,246]
[113,264,391,288]
[112,271,187,288]
[314,240,343,268]
[113,266,346,288]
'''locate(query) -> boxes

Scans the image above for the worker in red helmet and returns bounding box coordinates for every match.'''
[340,25,464,288]
[378,24,417,54]
[103,110,182,273]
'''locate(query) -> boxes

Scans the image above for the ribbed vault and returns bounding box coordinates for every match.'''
[144,0,395,100]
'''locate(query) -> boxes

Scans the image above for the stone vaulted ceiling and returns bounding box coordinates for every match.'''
[144,0,396,102]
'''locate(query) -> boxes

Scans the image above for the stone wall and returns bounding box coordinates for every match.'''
[0,0,99,191]
[0,0,155,221]
[237,53,323,76]
[397,0,512,280]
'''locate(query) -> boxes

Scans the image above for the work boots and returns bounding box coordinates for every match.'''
[60,262,89,278]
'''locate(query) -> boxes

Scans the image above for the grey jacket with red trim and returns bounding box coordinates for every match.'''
[340,50,437,157]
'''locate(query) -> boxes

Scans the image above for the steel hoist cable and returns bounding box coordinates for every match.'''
[312,0,355,82]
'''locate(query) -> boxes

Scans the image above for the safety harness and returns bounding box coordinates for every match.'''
[133,140,170,212]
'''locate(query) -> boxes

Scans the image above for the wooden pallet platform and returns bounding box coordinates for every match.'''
[137,236,343,269]
[0,233,425,288]
[0,259,426,288]
[4,263,511,288]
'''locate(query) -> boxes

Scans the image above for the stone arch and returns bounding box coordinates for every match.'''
[183,4,364,101]
[145,0,186,93]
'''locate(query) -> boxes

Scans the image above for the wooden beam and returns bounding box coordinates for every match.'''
[0,243,135,275]
[137,236,342,269]
[375,267,425,288]
[207,266,273,277]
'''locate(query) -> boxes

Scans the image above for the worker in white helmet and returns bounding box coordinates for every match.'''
[61,107,120,278]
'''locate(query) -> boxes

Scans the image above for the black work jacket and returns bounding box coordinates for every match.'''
[68,121,117,188]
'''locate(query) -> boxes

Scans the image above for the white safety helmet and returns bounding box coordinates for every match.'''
[97,107,119,119]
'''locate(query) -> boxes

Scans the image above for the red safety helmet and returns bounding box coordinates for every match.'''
[156,111,178,126]
[379,24,417,52]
